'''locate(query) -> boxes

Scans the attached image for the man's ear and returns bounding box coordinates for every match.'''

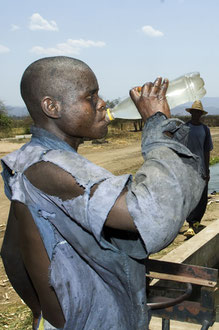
[41,97,61,119]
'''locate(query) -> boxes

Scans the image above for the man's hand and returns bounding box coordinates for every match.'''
[129,77,170,121]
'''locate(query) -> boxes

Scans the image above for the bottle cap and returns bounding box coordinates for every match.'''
[106,108,114,121]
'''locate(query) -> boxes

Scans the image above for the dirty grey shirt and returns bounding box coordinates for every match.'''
[1,112,205,330]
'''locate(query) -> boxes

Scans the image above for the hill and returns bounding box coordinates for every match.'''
[5,96,219,118]
[6,105,28,117]
[171,97,219,116]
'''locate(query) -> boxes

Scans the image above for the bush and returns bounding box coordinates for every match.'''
[175,115,219,127]
[210,157,219,166]
[25,127,31,134]
[0,113,13,129]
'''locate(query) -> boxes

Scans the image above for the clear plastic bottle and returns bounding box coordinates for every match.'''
[106,72,206,121]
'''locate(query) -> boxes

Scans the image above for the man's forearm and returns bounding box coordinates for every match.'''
[204,151,210,177]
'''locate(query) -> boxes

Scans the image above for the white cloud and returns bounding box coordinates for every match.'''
[0,45,10,53]
[10,24,20,31]
[142,25,164,37]
[30,38,106,55]
[29,13,58,31]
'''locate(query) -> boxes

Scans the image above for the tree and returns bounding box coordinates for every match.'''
[0,100,12,130]
[133,119,143,132]
[0,100,7,114]
[105,98,120,109]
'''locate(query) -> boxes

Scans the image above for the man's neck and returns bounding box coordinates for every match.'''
[190,119,202,126]
[34,123,83,151]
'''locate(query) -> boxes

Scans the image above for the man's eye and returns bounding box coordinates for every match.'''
[87,94,98,103]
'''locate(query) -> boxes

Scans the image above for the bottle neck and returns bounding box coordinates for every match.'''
[106,108,115,121]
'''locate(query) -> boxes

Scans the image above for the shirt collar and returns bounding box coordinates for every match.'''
[30,126,76,153]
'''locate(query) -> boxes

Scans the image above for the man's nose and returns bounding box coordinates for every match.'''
[97,98,106,111]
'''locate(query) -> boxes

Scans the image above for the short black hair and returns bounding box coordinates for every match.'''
[20,56,92,117]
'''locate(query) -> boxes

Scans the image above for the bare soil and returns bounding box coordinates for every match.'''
[0,127,219,329]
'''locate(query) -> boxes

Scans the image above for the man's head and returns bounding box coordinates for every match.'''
[185,100,207,121]
[20,56,107,142]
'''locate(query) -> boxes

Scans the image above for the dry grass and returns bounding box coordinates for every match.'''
[0,304,32,329]
[209,127,219,165]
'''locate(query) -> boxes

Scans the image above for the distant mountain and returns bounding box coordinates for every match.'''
[171,97,219,116]
[5,96,219,118]
[6,105,28,117]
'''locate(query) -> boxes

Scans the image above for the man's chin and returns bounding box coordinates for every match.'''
[83,126,108,141]
[83,133,107,142]
[94,127,108,140]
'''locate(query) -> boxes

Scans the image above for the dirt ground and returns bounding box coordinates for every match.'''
[0,127,219,328]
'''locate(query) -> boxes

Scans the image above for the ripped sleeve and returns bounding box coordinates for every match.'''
[126,112,206,254]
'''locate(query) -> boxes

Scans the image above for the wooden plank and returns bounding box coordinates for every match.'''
[146,259,218,283]
[146,271,217,287]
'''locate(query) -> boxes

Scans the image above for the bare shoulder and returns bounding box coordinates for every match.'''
[24,161,84,200]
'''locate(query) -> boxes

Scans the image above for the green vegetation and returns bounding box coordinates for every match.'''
[0,100,33,138]
[0,113,13,130]
[210,157,219,166]
[0,100,13,132]
[175,115,219,127]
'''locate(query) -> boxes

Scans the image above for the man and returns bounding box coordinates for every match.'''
[1,57,205,330]
[184,100,213,238]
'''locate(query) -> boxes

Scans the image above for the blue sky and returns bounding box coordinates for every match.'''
[0,0,218,107]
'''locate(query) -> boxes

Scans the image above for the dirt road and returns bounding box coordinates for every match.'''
[80,141,143,174]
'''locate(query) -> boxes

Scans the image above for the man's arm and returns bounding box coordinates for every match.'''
[204,126,213,182]
[24,160,137,232]
[204,151,210,181]
[1,203,41,328]
[1,201,66,328]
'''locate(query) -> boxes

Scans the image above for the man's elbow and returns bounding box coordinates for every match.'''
[1,243,13,276]
[1,240,9,265]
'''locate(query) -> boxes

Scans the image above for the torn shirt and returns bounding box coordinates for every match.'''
[1,112,205,330]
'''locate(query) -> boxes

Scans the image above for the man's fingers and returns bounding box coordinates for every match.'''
[129,86,141,103]
[130,77,169,104]
[150,77,162,97]
[141,82,153,97]
[158,78,169,99]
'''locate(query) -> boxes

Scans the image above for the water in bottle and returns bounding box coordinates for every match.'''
[106,72,206,121]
